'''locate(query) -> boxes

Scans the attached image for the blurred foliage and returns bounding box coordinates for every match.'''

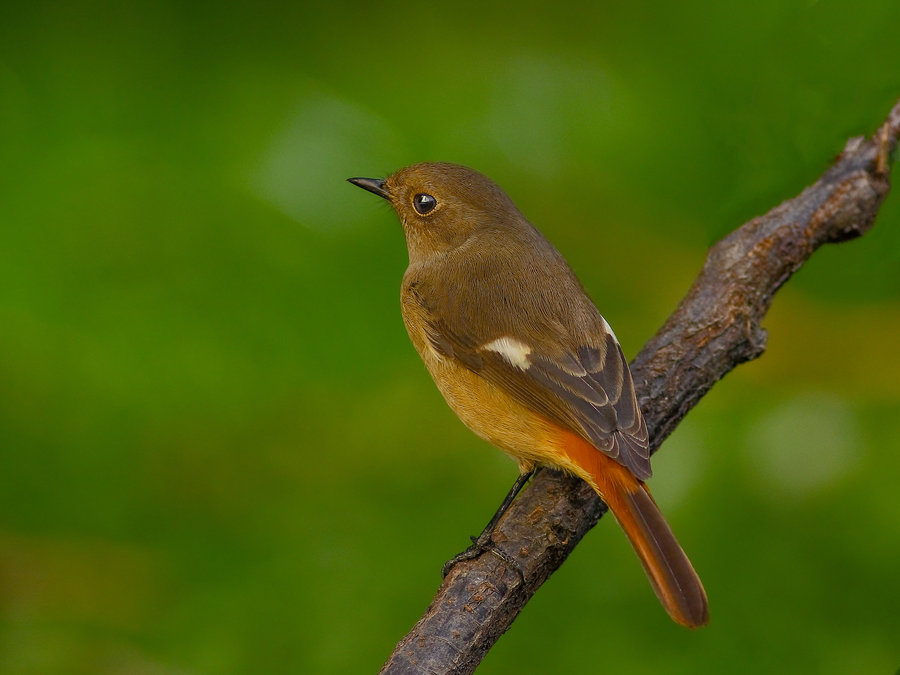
[1,1,899,673]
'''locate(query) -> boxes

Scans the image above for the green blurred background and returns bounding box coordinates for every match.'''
[2,1,900,673]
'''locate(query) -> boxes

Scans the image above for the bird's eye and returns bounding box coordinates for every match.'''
[413,193,437,215]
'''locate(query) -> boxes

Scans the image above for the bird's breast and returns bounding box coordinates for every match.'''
[399,286,571,471]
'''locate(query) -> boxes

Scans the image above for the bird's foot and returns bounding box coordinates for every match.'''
[441,532,524,583]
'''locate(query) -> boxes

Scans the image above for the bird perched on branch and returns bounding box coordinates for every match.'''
[349,163,708,628]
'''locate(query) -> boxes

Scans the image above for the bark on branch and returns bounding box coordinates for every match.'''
[381,99,900,675]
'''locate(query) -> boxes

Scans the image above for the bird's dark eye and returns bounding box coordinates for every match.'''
[413,193,437,215]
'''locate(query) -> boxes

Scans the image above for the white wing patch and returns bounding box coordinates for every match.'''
[481,336,532,370]
[600,315,619,343]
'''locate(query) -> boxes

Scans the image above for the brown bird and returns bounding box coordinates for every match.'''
[349,163,708,628]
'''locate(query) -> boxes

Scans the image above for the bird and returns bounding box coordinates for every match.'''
[348,163,709,628]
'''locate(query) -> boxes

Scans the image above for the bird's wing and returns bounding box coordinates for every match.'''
[412,281,651,480]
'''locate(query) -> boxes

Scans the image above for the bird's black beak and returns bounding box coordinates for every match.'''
[347,177,390,200]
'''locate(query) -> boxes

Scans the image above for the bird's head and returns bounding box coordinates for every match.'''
[349,162,527,262]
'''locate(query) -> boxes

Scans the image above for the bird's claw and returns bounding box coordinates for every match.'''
[441,533,525,583]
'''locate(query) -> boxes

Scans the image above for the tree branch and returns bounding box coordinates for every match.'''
[381,99,900,675]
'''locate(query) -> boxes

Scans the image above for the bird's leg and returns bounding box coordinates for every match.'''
[441,469,536,580]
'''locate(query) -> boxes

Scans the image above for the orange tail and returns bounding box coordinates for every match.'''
[562,434,709,628]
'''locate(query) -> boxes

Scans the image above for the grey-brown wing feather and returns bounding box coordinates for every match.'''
[418,296,651,480]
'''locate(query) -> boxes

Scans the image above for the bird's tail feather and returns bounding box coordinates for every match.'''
[562,432,709,628]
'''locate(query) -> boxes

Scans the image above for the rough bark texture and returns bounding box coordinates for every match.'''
[380,100,900,675]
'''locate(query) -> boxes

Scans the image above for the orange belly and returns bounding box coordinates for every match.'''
[405,318,600,490]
